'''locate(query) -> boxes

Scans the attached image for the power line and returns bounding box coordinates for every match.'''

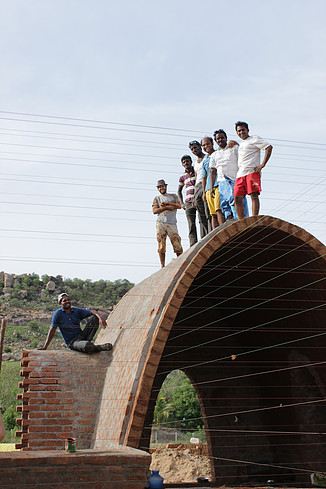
[1,109,326,147]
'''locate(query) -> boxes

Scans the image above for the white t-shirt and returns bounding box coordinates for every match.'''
[237,135,270,178]
[210,146,239,181]
[194,156,205,184]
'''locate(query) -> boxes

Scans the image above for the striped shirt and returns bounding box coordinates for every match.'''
[179,170,196,203]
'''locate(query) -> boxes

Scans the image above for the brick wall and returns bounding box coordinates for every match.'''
[13,216,326,486]
[16,350,108,450]
[0,446,151,489]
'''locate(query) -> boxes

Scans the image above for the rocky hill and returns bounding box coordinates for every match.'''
[0,271,134,359]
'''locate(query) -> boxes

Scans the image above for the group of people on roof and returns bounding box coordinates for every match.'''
[153,121,273,267]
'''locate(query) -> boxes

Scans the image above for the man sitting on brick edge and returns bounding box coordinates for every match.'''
[38,293,112,353]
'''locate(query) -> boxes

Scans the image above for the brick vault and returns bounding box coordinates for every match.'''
[17,216,326,486]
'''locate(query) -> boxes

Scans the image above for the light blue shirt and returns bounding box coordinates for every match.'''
[202,155,217,191]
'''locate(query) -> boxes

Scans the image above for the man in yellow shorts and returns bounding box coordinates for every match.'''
[201,137,225,229]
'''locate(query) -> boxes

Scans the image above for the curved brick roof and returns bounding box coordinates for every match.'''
[94,215,326,459]
[17,215,326,485]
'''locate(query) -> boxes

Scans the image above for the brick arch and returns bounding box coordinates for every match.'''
[93,215,326,478]
[120,216,326,447]
[17,215,326,485]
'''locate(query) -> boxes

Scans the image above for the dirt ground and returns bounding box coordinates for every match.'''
[150,444,213,484]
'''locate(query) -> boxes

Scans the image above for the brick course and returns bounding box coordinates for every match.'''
[13,216,326,486]
[0,447,150,489]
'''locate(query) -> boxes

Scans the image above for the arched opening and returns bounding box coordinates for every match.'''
[146,369,213,484]
[137,223,326,486]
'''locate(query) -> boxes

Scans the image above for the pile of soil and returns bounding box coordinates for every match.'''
[150,444,213,484]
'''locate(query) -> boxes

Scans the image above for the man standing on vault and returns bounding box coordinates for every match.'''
[153,179,183,268]
[39,293,112,353]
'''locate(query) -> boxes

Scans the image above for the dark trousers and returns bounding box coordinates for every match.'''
[204,201,212,233]
[194,183,209,238]
[69,316,100,353]
[185,202,198,247]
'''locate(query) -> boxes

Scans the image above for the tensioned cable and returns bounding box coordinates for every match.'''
[1,209,153,222]
[3,190,322,207]
[198,427,326,435]
[0,141,179,159]
[0,227,156,240]
[145,397,326,429]
[1,140,324,328]
[168,176,326,332]
[158,302,326,376]
[169,222,324,337]
[2,130,326,163]
[1,171,326,193]
[0,200,152,214]
[0,128,186,149]
[0,155,180,173]
[169,219,315,315]
[153,360,326,395]
[2,150,326,171]
[163,249,326,352]
[0,115,198,138]
[1,109,326,147]
[208,454,318,476]
[4,200,325,221]
[0,255,158,267]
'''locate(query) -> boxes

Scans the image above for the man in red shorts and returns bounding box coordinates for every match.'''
[234,121,273,219]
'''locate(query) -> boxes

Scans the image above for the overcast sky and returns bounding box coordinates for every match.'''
[0,0,325,285]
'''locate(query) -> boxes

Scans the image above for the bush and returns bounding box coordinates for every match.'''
[27,320,41,329]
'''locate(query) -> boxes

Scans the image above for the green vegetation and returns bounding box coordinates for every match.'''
[0,272,134,443]
[154,370,203,430]
[0,362,21,443]
[0,273,134,311]
[0,275,206,446]
[4,321,63,351]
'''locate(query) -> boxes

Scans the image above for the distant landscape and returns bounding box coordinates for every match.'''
[0,272,203,446]
[0,272,134,442]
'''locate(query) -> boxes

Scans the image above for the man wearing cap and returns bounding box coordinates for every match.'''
[153,179,183,268]
[178,155,198,247]
[39,293,112,353]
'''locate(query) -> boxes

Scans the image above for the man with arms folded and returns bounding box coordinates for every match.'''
[39,293,111,353]
[153,179,183,268]
[201,136,224,229]
[210,129,249,220]
[178,155,198,247]
[189,140,210,237]
[234,121,273,219]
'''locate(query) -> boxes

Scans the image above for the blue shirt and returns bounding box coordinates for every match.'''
[51,307,91,346]
[202,155,217,191]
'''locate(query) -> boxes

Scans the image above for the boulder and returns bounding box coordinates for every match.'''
[4,274,14,288]
[46,281,56,292]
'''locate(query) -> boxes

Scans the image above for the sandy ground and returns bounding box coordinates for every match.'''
[150,444,212,484]
[0,444,16,451]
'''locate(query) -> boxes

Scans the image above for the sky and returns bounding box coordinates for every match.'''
[0,0,325,285]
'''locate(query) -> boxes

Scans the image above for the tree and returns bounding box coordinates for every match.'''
[154,370,203,429]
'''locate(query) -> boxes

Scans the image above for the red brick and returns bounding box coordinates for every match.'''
[29,384,47,391]
[49,456,73,465]
[45,372,60,378]
[22,404,40,412]
[40,378,58,384]
[41,391,58,398]
[43,405,57,411]
[84,456,106,465]
[28,426,46,433]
